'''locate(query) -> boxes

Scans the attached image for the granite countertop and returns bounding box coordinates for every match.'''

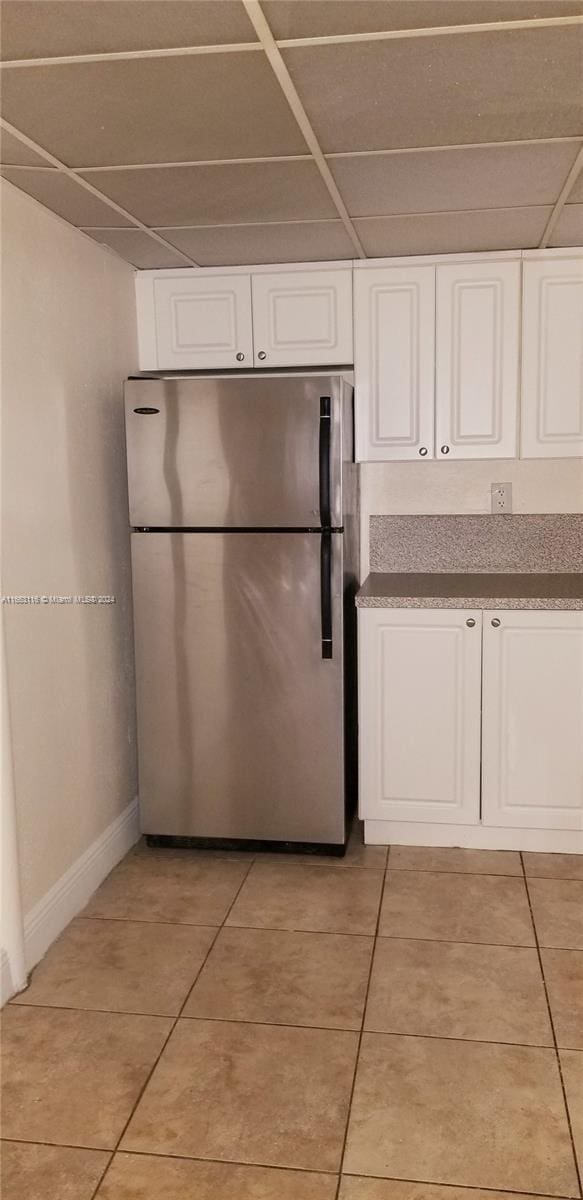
[356,572,583,610]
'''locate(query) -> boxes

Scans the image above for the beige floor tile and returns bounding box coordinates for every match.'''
[184,926,372,1028]
[560,1049,583,1173]
[262,821,387,870]
[379,871,534,946]
[528,879,583,949]
[226,861,384,935]
[96,1153,338,1198]
[523,852,583,881]
[82,848,249,925]
[365,938,552,1045]
[343,1033,578,1195]
[542,949,583,1049]
[388,846,522,875]
[338,1179,563,1199]
[1,1006,171,1148]
[14,918,217,1016]
[122,1017,358,1171]
[1,1142,109,1200]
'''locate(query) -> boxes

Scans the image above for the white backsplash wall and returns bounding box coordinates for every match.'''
[359,459,583,578]
[2,180,139,914]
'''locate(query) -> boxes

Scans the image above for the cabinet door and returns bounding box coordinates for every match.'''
[482,610,583,830]
[358,608,482,824]
[521,257,583,458]
[148,273,253,369]
[435,261,520,459]
[354,266,435,461]
[251,268,353,367]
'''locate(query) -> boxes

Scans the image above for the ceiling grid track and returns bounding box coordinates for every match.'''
[0,14,581,68]
[0,117,200,266]
[540,143,583,248]
[241,0,366,259]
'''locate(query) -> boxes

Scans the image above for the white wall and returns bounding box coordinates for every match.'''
[1,180,139,913]
[359,458,583,577]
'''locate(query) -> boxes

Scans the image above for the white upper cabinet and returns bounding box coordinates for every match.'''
[354,265,435,461]
[250,267,353,368]
[482,610,583,830]
[435,261,520,459]
[521,256,583,458]
[136,272,253,371]
[358,607,482,825]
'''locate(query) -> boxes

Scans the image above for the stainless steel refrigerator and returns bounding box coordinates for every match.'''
[125,372,358,853]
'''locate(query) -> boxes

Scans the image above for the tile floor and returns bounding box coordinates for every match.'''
[2,827,582,1200]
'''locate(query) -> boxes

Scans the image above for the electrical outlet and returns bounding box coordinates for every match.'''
[491,482,512,514]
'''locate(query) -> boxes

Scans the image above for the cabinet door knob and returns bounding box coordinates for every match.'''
[466,618,476,628]
[257,351,267,361]
[418,446,428,457]
[441,444,450,455]
[491,617,501,627]
[235,352,245,362]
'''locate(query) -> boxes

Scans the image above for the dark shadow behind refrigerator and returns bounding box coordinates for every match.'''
[125,372,358,853]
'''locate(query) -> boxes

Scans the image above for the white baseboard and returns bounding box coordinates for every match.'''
[23,797,140,978]
[364,819,583,853]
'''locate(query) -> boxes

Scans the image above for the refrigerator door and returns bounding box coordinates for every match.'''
[131,531,346,843]
[125,375,344,529]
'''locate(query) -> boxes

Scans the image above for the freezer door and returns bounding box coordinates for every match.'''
[131,531,345,843]
[125,376,344,528]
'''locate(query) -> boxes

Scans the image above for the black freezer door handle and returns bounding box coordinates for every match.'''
[319,396,332,529]
[320,531,333,659]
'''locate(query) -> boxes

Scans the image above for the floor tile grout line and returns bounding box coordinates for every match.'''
[73,912,553,947]
[87,857,256,1199]
[519,851,583,1198]
[333,845,391,1199]
[2,1137,339,1178]
[385,866,523,877]
[386,866,583,882]
[5,1000,564,1051]
[6,1135,583,1200]
[385,866,531,879]
[338,1167,582,1199]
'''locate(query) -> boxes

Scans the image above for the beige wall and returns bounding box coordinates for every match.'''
[360,458,583,576]
[1,180,138,912]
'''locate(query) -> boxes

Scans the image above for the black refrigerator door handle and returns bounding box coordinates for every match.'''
[319,397,332,528]
[320,531,333,659]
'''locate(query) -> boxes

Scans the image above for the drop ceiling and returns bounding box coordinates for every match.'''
[1,0,582,268]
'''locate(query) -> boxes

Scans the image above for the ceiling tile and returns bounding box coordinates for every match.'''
[0,127,50,166]
[159,221,355,265]
[78,162,337,226]
[0,1,256,61]
[265,0,583,39]
[0,53,307,168]
[548,203,583,245]
[0,168,134,226]
[567,163,583,202]
[82,229,190,268]
[330,141,581,216]
[353,206,551,255]
[283,26,583,151]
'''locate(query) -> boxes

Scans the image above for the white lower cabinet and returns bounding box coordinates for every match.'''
[358,608,482,825]
[482,610,583,831]
[359,606,583,848]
